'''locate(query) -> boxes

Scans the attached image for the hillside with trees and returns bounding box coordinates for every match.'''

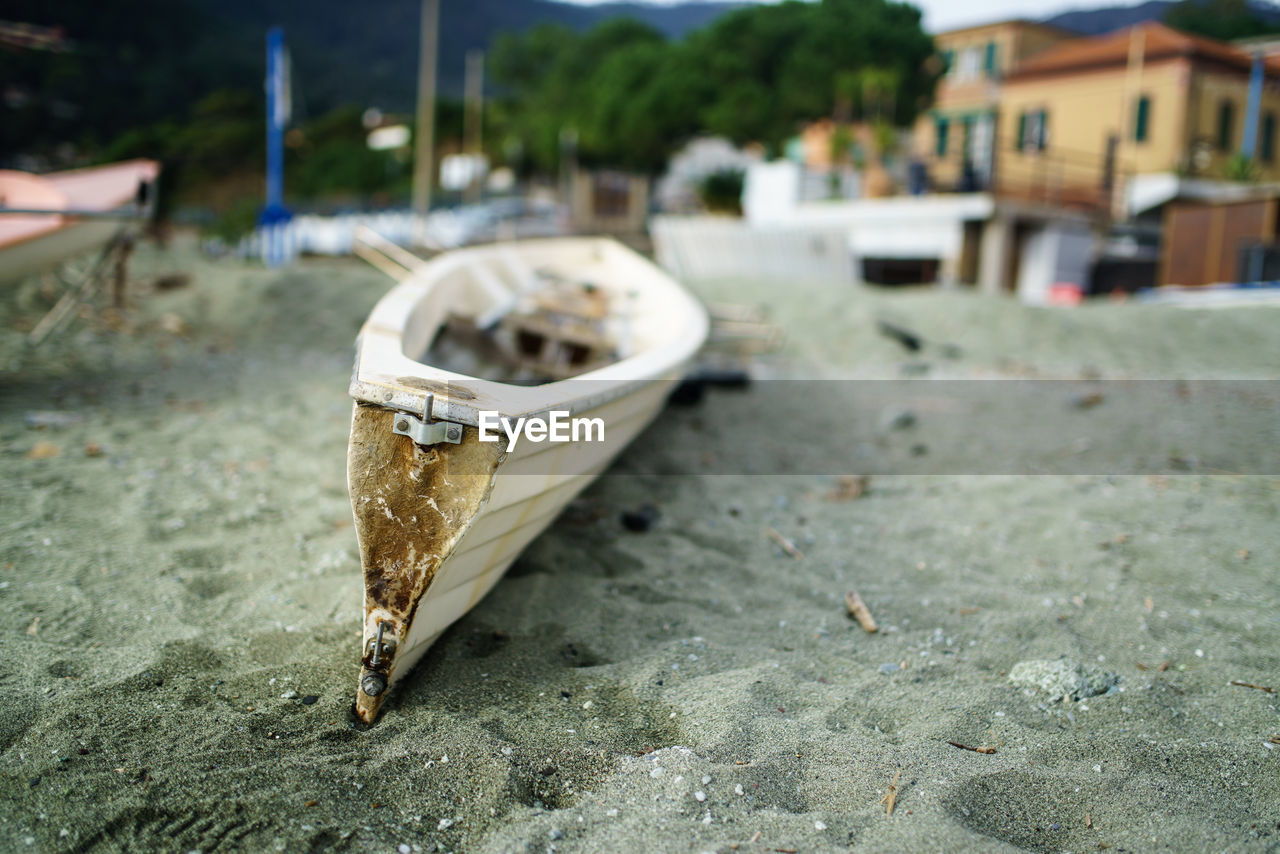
[491,0,936,174]
[0,0,740,165]
[3,0,935,233]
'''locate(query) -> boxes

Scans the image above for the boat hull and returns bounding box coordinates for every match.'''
[347,237,707,723]
[0,159,159,283]
[349,378,675,722]
[0,219,121,284]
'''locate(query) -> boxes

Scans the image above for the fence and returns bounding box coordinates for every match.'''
[922,134,1127,215]
[240,211,422,263]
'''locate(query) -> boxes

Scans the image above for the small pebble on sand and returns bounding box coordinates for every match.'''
[1009,659,1119,702]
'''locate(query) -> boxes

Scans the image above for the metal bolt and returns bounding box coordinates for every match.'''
[447,427,460,440]
[360,672,387,697]
[396,419,408,432]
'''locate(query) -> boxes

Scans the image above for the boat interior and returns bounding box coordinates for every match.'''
[350,235,710,426]
[402,241,685,385]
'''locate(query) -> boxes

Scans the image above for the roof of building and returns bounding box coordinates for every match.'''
[1006,21,1280,81]
[933,18,1077,41]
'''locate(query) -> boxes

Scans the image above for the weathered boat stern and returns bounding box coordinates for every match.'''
[347,402,503,724]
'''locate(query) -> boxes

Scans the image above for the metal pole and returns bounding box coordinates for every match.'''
[1243,51,1263,159]
[265,27,285,214]
[260,26,293,266]
[412,0,439,227]
[1114,26,1145,221]
[464,49,485,203]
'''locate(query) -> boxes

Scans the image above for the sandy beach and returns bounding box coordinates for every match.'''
[1,237,1277,852]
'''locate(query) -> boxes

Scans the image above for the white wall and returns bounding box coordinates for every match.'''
[1016,222,1095,305]
[651,215,856,282]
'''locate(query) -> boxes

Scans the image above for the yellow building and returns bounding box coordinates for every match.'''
[914,20,1074,188]
[999,22,1280,206]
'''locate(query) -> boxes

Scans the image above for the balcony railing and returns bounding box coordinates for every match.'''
[921,135,1130,216]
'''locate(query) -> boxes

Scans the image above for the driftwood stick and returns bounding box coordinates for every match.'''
[947,740,996,754]
[879,768,901,816]
[844,590,878,633]
[1229,680,1275,693]
[765,527,804,560]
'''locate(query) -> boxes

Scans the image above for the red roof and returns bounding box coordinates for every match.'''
[1006,21,1280,81]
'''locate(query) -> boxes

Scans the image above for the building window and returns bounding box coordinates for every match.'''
[955,46,982,81]
[1017,109,1049,151]
[942,49,954,75]
[1218,99,1235,152]
[935,117,949,157]
[984,42,998,76]
[1263,112,1276,163]
[1134,95,1151,143]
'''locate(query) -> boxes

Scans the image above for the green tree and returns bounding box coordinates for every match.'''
[489,0,937,173]
[490,20,677,172]
[1164,0,1280,41]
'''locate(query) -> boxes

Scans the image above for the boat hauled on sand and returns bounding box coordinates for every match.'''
[0,159,158,283]
[347,234,708,723]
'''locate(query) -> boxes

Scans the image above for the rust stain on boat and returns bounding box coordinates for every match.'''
[347,403,502,722]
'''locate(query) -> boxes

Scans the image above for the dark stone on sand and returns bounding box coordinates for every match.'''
[621,504,660,532]
[881,409,917,432]
[669,380,705,406]
[301,695,318,705]
[876,319,923,352]
[900,361,931,376]
[1072,391,1105,410]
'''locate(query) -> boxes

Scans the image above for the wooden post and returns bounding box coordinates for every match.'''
[464,49,485,203]
[412,0,439,233]
[112,235,135,308]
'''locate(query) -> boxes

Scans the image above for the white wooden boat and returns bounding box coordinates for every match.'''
[347,235,708,722]
[0,159,159,283]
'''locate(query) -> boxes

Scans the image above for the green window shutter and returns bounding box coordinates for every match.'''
[1218,100,1235,152]
[942,50,954,74]
[1134,96,1150,143]
[1039,109,1049,150]
[935,117,949,157]
[1263,112,1276,163]
[984,42,998,75]
[1016,113,1026,150]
